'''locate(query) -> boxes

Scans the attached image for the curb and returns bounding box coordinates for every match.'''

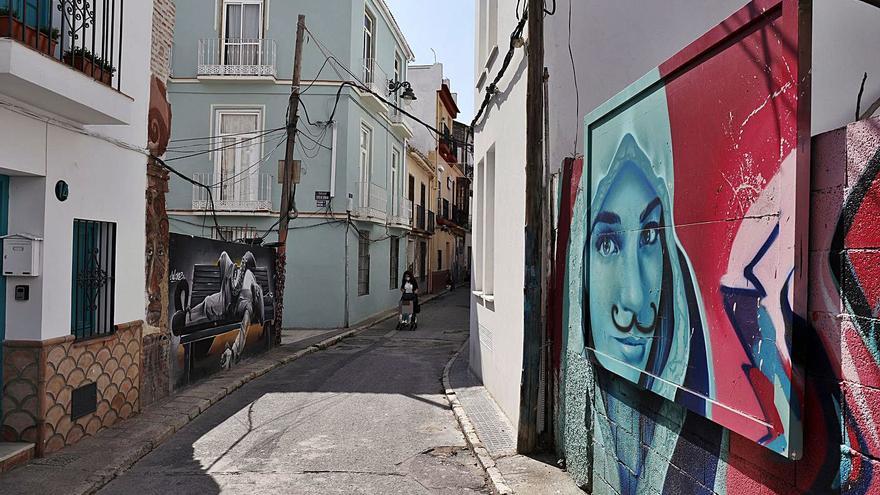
[442,342,514,495]
[6,293,451,495]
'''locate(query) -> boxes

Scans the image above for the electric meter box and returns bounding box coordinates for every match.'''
[3,234,42,277]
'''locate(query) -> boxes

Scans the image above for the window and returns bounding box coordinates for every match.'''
[437,249,442,271]
[474,158,484,292]
[71,219,116,340]
[215,110,261,201]
[390,237,399,289]
[222,0,263,66]
[391,147,401,215]
[363,7,376,83]
[359,123,373,208]
[393,53,403,109]
[443,199,450,219]
[484,146,496,295]
[477,0,498,69]
[358,232,370,296]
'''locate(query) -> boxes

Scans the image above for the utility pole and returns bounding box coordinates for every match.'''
[518,0,545,453]
[274,14,306,343]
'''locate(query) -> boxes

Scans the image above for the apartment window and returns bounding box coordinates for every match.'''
[474,158,484,292]
[408,174,415,201]
[71,219,117,341]
[391,147,401,215]
[484,146,496,295]
[363,7,376,83]
[216,110,261,201]
[390,237,399,289]
[393,53,404,109]
[358,232,370,296]
[359,123,373,208]
[437,249,442,271]
[477,0,499,69]
[222,0,263,66]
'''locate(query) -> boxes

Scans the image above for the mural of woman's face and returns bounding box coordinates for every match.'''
[589,161,663,383]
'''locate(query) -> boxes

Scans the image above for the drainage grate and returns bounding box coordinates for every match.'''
[32,453,79,467]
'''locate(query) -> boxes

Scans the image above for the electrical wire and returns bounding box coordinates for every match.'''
[154,156,229,242]
[567,0,580,157]
[167,126,287,144]
[544,0,557,15]
[164,127,285,161]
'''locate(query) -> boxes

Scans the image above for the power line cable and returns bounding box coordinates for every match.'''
[153,155,228,242]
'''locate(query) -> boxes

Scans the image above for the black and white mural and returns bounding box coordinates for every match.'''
[168,234,276,387]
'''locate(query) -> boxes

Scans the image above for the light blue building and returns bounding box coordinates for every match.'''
[166,0,417,328]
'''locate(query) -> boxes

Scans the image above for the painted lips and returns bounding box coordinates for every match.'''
[613,335,648,363]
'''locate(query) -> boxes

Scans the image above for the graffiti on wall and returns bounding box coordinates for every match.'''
[167,234,276,387]
[557,1,816,493]
[556,10,880,495]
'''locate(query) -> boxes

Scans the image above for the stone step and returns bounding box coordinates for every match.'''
[0,442,34,473]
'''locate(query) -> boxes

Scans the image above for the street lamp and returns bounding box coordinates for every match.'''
[388,80,417,101]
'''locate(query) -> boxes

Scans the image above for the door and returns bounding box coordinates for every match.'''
[0,176,9,423]
[223,0,263,66]
[359,124,372,208]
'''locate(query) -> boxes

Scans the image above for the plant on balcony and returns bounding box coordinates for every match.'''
[0,7,58,56]
[63,46,116,85]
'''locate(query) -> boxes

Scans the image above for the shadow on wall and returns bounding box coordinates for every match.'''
[554,117,880,494]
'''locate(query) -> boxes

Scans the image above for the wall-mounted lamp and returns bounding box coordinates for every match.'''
[388,80,417,101]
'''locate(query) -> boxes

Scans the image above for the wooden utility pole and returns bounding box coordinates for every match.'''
[518,0,545,453]
[274,14,306,342]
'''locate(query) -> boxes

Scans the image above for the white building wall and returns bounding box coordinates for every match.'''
[0,0,152,341]
[470,0,528,431]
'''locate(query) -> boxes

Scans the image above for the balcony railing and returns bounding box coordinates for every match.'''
[414,204,426,231]
[353,181,387,220]
[192,172,272,211]
[198,38,277,77]
[427,211,436,234]
[1,0,125,91]
[389,197,412,227]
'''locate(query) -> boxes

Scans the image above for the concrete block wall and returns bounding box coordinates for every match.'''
[557,117,880,494]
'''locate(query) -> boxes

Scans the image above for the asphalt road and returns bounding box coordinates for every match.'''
[99,289,488,494]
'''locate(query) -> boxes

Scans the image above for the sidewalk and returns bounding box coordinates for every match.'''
[0,293,449,495]
[445,345,583,495]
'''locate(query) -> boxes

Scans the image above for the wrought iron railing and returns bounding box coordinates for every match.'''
[395,197,412,227]
[198,38,277,77]
[1,0,125,91]
[71,219,116,340]
[192,172,272,211]
[361,57,388,97]
[414,203,425,231]
[427,210,435,234]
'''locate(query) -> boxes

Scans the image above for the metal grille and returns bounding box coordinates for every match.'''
[389,236,399,289]
[71,219,116,340]
[212,225,257,242]
[357,232,370,296]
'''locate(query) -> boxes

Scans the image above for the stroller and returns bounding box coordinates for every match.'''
[397,281,418,331]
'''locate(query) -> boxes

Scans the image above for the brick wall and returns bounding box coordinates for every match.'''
[556,117,880,494]
[150,0,175,82]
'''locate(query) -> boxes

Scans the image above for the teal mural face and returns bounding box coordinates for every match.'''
[587,152,664,385]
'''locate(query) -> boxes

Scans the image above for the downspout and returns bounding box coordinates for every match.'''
[330,121,338,198]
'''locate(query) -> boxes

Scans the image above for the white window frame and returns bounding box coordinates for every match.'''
[390,146,401,216]
[220,0,265,67]
[363,6,376,84]
[213,108,263,202]
[359,121,374,208]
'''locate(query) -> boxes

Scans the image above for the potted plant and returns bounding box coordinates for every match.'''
[0,7,59,56]
[64,47,116,85]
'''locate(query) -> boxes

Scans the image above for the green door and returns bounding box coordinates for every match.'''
[0,175,9,423]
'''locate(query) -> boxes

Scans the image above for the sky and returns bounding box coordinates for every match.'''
[384,0,476,121]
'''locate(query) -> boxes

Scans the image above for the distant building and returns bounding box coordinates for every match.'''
[165,0,415,328]
[407,63,471,293]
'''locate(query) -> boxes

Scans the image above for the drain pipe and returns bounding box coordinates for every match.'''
[330,121,338,198]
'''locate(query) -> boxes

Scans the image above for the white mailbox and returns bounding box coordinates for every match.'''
[2,234,42,277]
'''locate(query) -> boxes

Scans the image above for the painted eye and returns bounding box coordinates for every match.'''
[597,237,619,257]
[640,228,659,246]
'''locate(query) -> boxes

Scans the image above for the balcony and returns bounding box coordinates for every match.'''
[414,204,426,231]
[389,108,414,140]
[427,210,436,234]
[352,181,387,221]
[357,58,388,114]
[0,0,131,125]
[192,172,273,212]
[197,38,277,79]
[388,197,412,229]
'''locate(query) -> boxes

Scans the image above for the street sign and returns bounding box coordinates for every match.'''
[315,190,330,208]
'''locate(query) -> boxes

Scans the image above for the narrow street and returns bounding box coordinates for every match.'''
[99,290,488,494]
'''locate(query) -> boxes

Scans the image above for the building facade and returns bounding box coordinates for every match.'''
[0,0,154,457]
[407,63,470,294]
[166,0,415,328]
[471,0,880,493]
